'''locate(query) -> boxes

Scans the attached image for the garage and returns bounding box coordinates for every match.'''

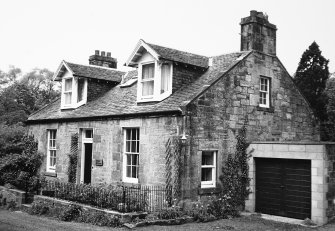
[255,158,311,220]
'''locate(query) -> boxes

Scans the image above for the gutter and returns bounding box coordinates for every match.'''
[25,109,182,125]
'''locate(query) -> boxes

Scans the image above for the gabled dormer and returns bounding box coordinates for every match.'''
[126,39,209,103]
[54,61,88,109]
[54,51,124,110]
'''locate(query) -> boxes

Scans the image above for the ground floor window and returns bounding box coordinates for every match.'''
[47,130,57,172]
[201,151,216,188]
[123,128,140,183]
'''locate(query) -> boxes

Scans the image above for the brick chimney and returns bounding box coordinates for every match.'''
[240,10,277,56]
[89,50,117,68]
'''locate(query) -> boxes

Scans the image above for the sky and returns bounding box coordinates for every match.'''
[0,0,334,75]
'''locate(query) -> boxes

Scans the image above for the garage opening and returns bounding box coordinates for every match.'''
[255,158,311,220]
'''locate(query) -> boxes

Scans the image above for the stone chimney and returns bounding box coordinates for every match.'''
[240,10,277,56]
[89,50,117,68]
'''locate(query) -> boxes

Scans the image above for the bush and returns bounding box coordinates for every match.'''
[0,124,26,158]
[59,204,82,221]
[0,134,43,192]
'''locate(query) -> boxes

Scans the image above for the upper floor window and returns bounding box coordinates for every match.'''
[141,63,155,97]
[61,76,87,109]
[137,61,172,102]
[47,130,57,173]
[259,77,270,108]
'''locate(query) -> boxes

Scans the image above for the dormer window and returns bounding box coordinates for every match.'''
[60,74,87,109]
[64,78,73,105]
[141,63,155,97]
[137,61,172,102]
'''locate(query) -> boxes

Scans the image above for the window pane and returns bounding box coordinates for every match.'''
[202,151,214,165]
[65,93,72,104]
[77,78,85,102]
[161,64,170,94]
[126,129,131,141]
[132,166,137,178]
[142,64,155,80]
[142,81,154,96]
[65,78,72,91]
[131,154,138,165]
[127,154,131,165]
[85,130,93,138]
[201,168,212,181]
[131,141,137,152]
[136,141,139,153]
[131,129,137,140]
[126,166,131,177]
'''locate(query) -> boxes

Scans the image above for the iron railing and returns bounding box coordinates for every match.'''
[41,180,172,213]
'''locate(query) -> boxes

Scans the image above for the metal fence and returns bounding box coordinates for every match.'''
[41,180,172,213]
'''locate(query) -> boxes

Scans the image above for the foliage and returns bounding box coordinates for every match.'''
[0,67,59,125]
[59,204,82,221]
[219,119,250,210]
[42,180,151,212]
[293,41,329,122]
[29,200,121,227]
[0,135,43,192]
[0,124,26,158]
[324,77,335,141]
[67,134,79,183]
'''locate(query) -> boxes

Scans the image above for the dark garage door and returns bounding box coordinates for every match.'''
[255,158,311,220]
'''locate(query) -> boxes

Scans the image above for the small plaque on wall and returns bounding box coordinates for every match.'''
[96,159,103,166]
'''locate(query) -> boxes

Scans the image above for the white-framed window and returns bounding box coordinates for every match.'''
[141,63,155,97]
[47,130,57,173]
[61,75,87,109]
[259,77,270,108]
[123,128,140,183]
[137,61,173,102]
[201,151,216,188]
[64,78,73,105]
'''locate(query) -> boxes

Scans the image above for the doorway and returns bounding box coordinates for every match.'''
[81,129,93,184]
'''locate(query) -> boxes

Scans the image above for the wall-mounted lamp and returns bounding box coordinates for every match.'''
[180,134,187,145]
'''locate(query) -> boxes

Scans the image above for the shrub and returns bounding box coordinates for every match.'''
[78,210,121,227]
[0,134,43,192]
[156,206,184,220]
[59,204,82,221]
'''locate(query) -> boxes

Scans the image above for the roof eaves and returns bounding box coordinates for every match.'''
[26,109,182,124]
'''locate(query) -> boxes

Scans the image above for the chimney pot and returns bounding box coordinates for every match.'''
[107,52,111,57]
[89,50,117,68]
[101,51,106,56]
[95,50,100,55]
[250,10,257,16]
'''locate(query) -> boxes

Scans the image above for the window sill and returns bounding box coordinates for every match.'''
[44,172,57,177]
[198,186,221,195]
[257,106,274,113]
[118,181,140,188]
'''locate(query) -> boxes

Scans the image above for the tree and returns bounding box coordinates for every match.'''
[294,41,329,121]
[0,66,22,90]
[324,75,335,141]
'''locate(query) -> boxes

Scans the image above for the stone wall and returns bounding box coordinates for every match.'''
[182,51,320,200]
[28,116,182,186]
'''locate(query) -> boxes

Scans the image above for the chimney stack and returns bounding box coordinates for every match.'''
[240,10,277,56]
[89,50,117,68]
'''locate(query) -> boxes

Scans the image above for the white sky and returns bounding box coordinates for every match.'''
[0,0,334,75]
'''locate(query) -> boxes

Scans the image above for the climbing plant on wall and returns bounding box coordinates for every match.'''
[165,136,183,204]
[68,133,78,183]
[219,118,250,209]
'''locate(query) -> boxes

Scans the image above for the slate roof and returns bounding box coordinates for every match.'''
[63,61,125,83]
[147,43,209,68]
[28,49,251,122]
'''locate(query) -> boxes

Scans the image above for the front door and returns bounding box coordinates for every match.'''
[84,143,92,184]
[81,129,93,184]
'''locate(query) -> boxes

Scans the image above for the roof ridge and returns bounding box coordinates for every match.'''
[65,61,126,73]
[146,42,209,59]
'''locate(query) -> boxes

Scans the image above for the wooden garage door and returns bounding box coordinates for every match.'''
[255,158,311,220]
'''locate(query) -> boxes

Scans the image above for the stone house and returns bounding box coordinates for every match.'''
[27,11,335,224]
